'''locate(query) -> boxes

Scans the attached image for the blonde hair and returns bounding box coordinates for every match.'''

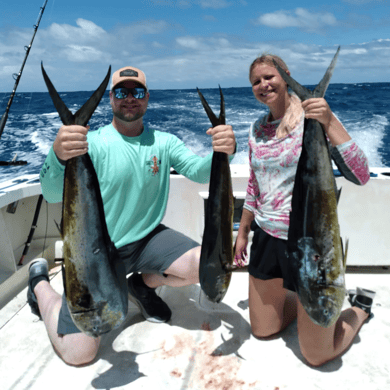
[249,53,303,139]
[249,53,289,82]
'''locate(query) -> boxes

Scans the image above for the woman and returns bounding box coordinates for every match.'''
[234,54,375,367]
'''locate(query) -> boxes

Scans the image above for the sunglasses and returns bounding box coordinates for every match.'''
[112,87,147,100]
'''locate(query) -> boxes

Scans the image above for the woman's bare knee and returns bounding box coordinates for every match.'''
[297,302,337,367]
[249,277,289,338]
[300,347,331,367]
[251,320,284,339]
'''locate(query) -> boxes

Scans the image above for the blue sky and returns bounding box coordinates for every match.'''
[1,0,389,92]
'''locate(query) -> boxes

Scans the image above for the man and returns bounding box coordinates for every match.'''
[28,66,236,366]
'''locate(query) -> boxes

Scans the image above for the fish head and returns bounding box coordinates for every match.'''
[296,237,325,281]
[70,301,126,338]
[295,237,344,327]
[300,290,342,328]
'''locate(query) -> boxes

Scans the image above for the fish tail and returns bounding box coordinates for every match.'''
[74,66,111,126]
[197,87,226,126]
[273,46,341,101]
[41,62,75,125]
[41,63,111,127]
[313,46,341,97]
[218,85,225,125]
[272,62,312,101]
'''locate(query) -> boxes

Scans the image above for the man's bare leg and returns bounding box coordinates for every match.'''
[31,271,100,366]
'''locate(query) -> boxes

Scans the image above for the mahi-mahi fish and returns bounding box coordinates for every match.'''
[197,87,235,303]
[273,47,347,328]
[41,64,128,337]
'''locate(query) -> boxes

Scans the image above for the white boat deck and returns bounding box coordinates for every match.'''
[1,267,389,390]
[1,166,390,389]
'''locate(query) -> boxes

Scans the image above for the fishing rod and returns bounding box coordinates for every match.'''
[0,0,48,147]
[18,194,44,266]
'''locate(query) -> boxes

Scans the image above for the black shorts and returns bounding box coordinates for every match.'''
[248,222,295,292]
[57,224,199,335]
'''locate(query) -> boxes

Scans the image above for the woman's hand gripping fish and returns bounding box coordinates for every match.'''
[273,48,348,327]
[41,64,128,337]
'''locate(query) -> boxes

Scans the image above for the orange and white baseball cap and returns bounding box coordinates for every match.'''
[110,66,148,91]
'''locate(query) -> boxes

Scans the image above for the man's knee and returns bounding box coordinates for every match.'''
[58,335,100,366]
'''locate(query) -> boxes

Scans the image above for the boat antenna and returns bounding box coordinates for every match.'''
[0,0,48,141]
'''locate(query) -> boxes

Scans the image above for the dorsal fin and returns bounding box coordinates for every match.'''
[336,187,342,204]
[273,46,340,101]
[341,237,349,269]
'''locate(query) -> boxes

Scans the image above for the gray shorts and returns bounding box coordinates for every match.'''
[57,224,199,335]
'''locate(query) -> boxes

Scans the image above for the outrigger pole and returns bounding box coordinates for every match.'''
[0,0,48,146]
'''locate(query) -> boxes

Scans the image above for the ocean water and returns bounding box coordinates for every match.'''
[0,83,389,184]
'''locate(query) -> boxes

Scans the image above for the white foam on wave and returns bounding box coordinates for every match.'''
[177,128,211,157]
[41,112,60,117]
[28,113,62,155]
[30,130,53,155]
[337,112,388,167]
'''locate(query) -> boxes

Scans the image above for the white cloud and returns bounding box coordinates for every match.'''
[176,36,205,49]
[64,45,105,62]
[256,8,337,33]
[47,18,107,43]
[1,16,389,92]
[340,48,368,55]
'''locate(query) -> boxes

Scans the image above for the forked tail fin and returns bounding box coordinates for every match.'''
[41,63,111,126]
[196,86,225,126]
[273,46,341,101]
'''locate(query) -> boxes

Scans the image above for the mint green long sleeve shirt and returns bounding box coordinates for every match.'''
[40,124,222,248]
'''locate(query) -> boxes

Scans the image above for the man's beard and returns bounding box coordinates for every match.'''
[112,107,147,123]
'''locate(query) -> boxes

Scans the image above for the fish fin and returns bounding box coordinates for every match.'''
[224,263,248,273]
[74,66,111,126]
[273,46,341,100]
[313,46,341,98]
[41,63,111,127]
[197,87,225,127]
[61,263,67,297]
[336,187,342,204]
[41,63,75,125]
[218,85,226,125]
[272,61,312,101]
[343,238,349,269]
[54,218,63,236]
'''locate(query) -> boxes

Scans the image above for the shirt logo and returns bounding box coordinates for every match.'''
[147,155,161,176]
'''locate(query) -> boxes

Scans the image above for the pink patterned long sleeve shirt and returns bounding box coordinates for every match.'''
[244,113,370,240]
